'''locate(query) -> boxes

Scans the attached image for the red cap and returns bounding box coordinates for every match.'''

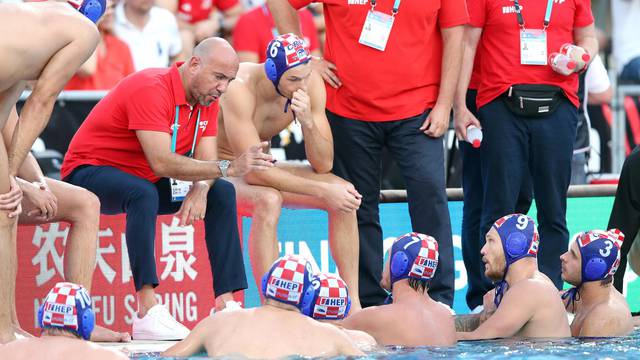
[472,140,481,148]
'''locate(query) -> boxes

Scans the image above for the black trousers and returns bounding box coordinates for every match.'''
[327,109,454,307]
[609,146,640,292]
[65,165,248,296]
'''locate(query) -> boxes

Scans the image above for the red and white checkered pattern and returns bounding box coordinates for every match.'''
[408,234,439,281]
[266,254,311,304]
[313,273,349,319]
[41,282,82,330]
[528,229,540,256]
[279,34,310,67]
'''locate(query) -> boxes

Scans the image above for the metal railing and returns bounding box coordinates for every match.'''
[380,184,617,203]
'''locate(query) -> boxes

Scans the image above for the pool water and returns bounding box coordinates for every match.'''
[130,328,640,359]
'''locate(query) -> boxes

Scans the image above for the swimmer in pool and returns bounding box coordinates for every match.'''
[456,214,571,340]
[0,0,102,343]
[216,33,362,310]
[561,229,634,336]
[341,232,456,346]
[301,272,377,351]
[162,254,363,359]
[0,282,127,360]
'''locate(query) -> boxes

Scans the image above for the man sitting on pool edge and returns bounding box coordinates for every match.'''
[456,214,571,339]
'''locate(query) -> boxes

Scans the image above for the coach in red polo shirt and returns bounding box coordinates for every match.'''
[457,0,597,290]
[268,0,468,308]
[61,38,273,340]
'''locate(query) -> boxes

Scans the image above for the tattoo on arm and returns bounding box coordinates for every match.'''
[455,314,482,332]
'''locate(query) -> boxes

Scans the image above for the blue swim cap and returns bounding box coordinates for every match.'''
[491,214,539,307]
[389,232,439,286]
[264,33,311,106]
[576,229,624,282]
[67,0,106,24]
[37,282,95,340]
[261,254,315,309]
[301,272,351,320]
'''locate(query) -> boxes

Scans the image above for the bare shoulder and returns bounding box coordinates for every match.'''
[581,303,633,336]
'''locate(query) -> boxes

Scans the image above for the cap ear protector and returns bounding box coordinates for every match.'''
[504,232,528,258]
[299,276,321,317]
[584,258,608,281]
[390,251,410,280]
[68,0,106,24]
[265,58,278,83]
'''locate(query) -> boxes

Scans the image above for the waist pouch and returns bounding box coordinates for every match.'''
[503,84,564,117]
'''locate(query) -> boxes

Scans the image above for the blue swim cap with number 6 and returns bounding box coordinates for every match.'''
[264,33,311,93]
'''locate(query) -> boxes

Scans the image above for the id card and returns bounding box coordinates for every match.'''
[520,29,547,65]
[170,178,192,202]
[358,10,394,51]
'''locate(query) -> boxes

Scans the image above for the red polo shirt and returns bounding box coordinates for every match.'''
[469,0,594,108]
[61,63,218,183]
[233,6,320,63]
[65,34,135,90]
[177,0,238,24]
[289,0,469,122]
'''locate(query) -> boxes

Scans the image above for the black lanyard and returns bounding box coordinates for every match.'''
[513,0,554,30]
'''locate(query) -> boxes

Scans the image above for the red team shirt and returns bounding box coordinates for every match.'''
[469,0,594,108]
[177,0,239,24]
[233,6,320,63]
[289,0,469,122]
[65,34,135,91]
[61,63,218,183]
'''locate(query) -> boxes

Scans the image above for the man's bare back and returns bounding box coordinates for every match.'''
[0,2,99,89]
[344,294,455,346]
[0,335,127,360]
[164,303,363,359]
[217,62,323,160]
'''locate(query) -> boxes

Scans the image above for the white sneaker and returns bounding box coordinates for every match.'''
[210,300,243,317]
[132,304,190,340]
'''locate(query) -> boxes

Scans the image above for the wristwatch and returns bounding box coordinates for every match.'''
[217,160,231,178]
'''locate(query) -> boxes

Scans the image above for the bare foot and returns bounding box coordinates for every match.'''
[90,325,131,343]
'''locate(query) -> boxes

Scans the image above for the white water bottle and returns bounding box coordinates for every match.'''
[549,52,576,76]
[560,43,591,63]
[466,125,483,148]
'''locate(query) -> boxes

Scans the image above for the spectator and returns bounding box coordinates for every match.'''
[612,0,640,82]
[268,0,467,308]
[60,38,273,340]
[0,0,102,343]
[572,55,612,184]
[233,5,320,63]
[113,0,182,70]
[66,0,136,90]
[158,0,243,58]
[457,0,597,290]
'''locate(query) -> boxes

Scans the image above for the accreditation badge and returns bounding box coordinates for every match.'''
[170,178,193,202]
[358,10,395,51]
[520,29,548,65]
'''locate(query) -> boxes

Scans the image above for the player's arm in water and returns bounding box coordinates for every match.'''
[457,282,535,340]
[8,23,99,177]
[220,76,361,213]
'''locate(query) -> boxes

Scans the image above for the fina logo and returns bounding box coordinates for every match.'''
[347,0,368,4]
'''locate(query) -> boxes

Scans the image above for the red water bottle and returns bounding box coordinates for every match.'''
[549,52,576,76]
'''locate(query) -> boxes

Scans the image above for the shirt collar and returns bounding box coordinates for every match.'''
[170,62,189,107]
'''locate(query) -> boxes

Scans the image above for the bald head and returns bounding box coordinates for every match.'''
[185,37,240,106]
[193,37,239,66]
